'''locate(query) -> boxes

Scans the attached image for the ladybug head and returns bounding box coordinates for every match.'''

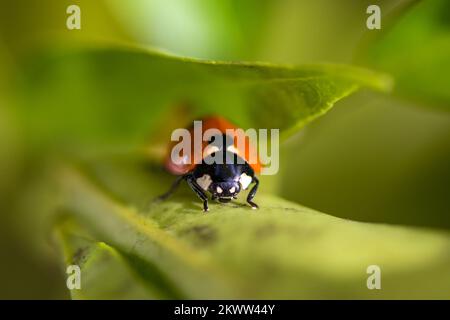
[209,180,241,202]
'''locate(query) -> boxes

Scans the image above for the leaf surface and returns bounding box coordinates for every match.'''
[55,159,450,299]
[18,46,391,148]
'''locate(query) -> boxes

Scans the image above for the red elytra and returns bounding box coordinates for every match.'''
[164,116,262,175]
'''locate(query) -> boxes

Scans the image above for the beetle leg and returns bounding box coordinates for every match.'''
[186,174,210,212]
[156,174,185,200]
[246,176,259,209]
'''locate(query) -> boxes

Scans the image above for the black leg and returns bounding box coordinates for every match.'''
[156,175,185,201]
[186,174,210,212]
[247,176,259,209]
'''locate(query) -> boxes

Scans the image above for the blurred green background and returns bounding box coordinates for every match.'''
[0,0,449,299]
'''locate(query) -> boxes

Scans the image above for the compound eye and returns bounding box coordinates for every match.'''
[216,186,223,194]
[229,187,236,193]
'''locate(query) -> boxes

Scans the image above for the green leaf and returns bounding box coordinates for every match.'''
[55,159,450,299]
[57,165,239,299]
[17,46,391,149]
[55,220,158,299]
[362,0,450,107]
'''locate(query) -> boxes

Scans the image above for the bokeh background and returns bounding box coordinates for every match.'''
[0,0,449,299]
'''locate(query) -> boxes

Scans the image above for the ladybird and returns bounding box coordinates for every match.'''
[158,116,261,212]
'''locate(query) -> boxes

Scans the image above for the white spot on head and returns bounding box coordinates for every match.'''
[196,174,212,191]
[229,187,236,193]
[239,173,252,190]
[216,186,223,193]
